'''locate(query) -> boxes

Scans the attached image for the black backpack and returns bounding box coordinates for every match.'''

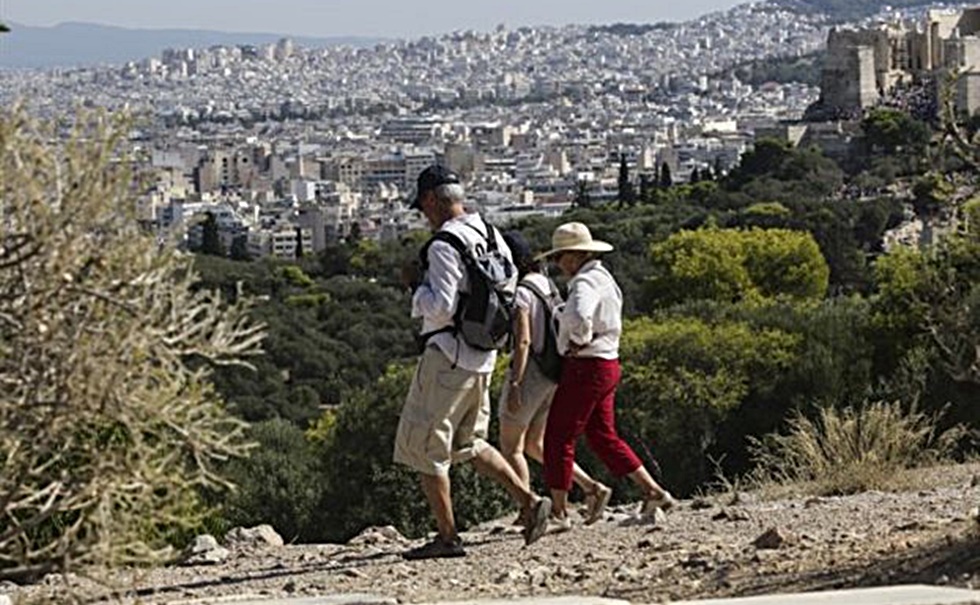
[419,218,517,352]
[520,277,563,383]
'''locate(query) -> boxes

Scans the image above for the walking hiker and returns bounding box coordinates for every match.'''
[498,230,611,528]
[394,165,552,560]
[538,222,675,525]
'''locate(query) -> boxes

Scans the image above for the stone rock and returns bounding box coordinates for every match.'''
[711,508,749,522]
[690,497,714,510]
[0,596,10,605]
[348,525,409,547]
[495,569,527,584]
[613,565,640,581]
[182,534,231,565]
[680,554,714,572]
[528,565,551,586]
[225,524,285,549]
[728,491,756,506]
[618,506,668,528]
[753,527,794,550]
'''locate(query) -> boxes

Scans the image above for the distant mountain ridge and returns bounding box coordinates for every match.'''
[773,0,933,22]
[0,21,385,69]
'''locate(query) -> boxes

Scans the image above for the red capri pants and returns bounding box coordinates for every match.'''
[543,356,643,491]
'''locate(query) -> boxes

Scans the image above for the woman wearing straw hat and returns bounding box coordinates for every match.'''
[539,222,675,525]
[499,230,609,528]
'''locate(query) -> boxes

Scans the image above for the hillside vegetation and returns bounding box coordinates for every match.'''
[4,99,980,582]
[192,107,980,547]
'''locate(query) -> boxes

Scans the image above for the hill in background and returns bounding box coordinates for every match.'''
[0,22,383,69]
[774,0,934,22]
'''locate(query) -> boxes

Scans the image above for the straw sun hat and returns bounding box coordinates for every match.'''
[535,222,614,261]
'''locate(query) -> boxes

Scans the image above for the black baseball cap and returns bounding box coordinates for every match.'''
[410,164,460,210]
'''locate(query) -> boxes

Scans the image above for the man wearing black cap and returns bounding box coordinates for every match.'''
[394,164,552,560]
[408,164,460,212]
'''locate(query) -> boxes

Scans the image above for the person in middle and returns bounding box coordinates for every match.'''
[497,231,611,527]
[539,222,675,526]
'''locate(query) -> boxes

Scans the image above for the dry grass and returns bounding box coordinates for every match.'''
[749,401,965,497]
[0,108,265,585]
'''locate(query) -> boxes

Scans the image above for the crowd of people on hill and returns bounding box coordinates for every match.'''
[394,164,675,560]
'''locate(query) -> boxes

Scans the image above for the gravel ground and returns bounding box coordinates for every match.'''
[10,463,980,604]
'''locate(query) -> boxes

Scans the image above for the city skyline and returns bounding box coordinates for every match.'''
[1,0,748,39]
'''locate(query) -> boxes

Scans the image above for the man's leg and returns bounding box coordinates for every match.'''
[419,472,456,542]
[471,445,552,545]
[472,445,532,509]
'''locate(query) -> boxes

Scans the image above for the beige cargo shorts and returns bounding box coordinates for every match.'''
[393,345,491,476]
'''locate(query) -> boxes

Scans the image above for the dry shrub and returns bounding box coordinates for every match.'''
[750,401,962,496]
[0,108,264,582]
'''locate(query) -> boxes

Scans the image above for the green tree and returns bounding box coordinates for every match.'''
[230,235,251,261]
[574,179,592,208]
[617,315,800,495]
[728,139,792,185]
[645,227,830,308]
[638,173,652,203]
[200,211,225,256]
[912,172,953,223]
[862,108,930,156]
[314,365,511,542]
[659,162,673,188]
[295,226,305,258]
[618,154,635,207]
[220,419,323,543]
[347,221,362,246]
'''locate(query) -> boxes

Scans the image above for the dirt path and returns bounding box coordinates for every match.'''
[12,463,980,604]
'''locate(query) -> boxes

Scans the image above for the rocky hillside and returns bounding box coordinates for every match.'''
[10,463,980,604]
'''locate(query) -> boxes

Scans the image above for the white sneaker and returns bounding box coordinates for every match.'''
[549,514,573,534]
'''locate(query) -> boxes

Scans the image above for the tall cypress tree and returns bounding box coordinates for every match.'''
[714,156,725,180]
[574,179,592,209]
[639,173,651,204]
[660,162,673,188]
[617,154,635,208]
[200,212,224,257]
[230,235,251,261]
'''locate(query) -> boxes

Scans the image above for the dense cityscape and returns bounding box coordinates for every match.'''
[1,1,827,258]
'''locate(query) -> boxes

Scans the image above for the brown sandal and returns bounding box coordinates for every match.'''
[584,483,612,525]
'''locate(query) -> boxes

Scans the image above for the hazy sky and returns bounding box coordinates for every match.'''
[0,0,747,38]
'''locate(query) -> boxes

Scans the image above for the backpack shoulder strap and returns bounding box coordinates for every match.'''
[520,277,558,312]
[420,229,468,270]
[460,214,498,251]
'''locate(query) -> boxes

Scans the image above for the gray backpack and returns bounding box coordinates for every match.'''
[420,218,517,351]
[520,277,564,382]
